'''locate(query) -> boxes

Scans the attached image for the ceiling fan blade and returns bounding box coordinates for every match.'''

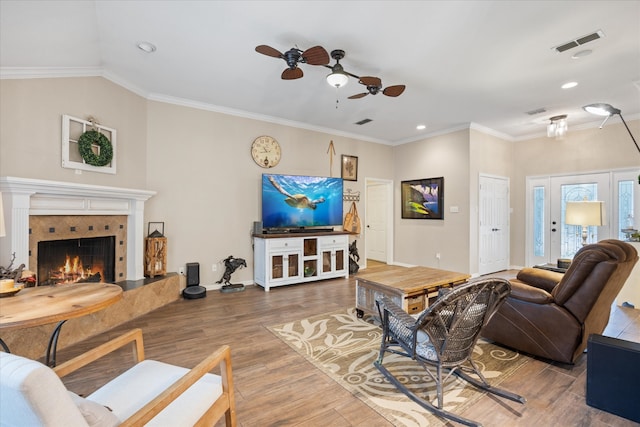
[302,46,330,65]
[348,93,369,99]
[359,76,382,87]
[256,45,283,58]
[383,85,406,97]
[282,67,303,80]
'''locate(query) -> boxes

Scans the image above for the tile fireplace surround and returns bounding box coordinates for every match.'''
[0,176,156,282]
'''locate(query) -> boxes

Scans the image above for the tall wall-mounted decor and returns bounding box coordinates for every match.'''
[62,115,117,174]
[401,177,444,220]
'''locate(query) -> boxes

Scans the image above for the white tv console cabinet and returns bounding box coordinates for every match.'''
[253,231,350,291]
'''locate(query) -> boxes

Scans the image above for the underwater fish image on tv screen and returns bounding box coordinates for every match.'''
[262,174,344,229]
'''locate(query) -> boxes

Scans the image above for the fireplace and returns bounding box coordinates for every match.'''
[37,236,115,286]
[29,214,128,286]
[0,177,156,282]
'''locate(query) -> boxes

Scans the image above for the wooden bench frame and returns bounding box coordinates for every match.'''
[53,328,237,426]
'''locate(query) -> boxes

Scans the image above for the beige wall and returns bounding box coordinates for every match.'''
[392,129,471,272]
[144,100,393,285]
[1,76,638,282]
[0,78,147,188]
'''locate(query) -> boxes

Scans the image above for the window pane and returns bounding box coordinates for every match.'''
[533,186,545,257]
[619,180,634,240]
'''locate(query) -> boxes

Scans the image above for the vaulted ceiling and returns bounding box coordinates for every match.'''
[1,1,639,144]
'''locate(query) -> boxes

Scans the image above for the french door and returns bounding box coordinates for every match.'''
[526,169,638,266]
[550,173,610,261]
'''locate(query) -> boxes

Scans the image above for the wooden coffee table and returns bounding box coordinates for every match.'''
[355,266,470,317]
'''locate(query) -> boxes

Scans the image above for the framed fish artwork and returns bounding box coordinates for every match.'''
[401,177,444,220]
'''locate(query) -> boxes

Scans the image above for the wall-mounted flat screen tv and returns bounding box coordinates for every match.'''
[262,174,343,230]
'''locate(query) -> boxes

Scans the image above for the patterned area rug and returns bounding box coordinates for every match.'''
[268,307,530,427]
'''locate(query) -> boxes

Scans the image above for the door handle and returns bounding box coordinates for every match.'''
[552,228,557,232]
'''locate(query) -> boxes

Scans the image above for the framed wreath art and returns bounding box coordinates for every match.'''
[62,115,117,174]
[78,130,113,166]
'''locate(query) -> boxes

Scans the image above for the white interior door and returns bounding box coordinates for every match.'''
[478,175,510,274]
[365,179,392,264]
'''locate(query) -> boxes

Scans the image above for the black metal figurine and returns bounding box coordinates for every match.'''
[349,240,360,275]
[216,255,247,292]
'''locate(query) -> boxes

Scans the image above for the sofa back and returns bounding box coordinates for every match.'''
[552,239,637,325]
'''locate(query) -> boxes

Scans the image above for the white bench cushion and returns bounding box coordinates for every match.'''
[87,360,223,426]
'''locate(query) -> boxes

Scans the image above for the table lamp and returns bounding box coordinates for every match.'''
[565,201,605,246]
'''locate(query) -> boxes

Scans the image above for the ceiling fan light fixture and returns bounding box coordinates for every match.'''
[327,71,348,88]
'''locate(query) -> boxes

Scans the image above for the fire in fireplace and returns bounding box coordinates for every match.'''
[37,236,115,286]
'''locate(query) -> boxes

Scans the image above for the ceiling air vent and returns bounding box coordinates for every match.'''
[525,107,547,116]
[355,118,372,125]
[553,30,605,53]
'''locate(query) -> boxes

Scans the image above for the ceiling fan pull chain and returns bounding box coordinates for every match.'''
[335,87,340,109]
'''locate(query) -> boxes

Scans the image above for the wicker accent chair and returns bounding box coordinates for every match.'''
[374,278,525,427]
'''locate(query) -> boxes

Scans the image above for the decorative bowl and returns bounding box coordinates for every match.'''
[0,284,24,298]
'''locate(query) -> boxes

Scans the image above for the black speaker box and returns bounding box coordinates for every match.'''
[253,221,263,235]
[183,262,206,299]
[186,262,200,286]
[586,334,640,422]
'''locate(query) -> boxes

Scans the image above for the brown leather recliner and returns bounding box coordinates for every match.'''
[482,239,638,364]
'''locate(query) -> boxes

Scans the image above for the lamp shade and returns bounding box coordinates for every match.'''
[583,103,621,117]
[0,192,5,237]
[565,201,605,226]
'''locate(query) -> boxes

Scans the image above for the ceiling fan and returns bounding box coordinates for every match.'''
[323,50,406,99]
[255,44,330,80]
[348,76,406,99]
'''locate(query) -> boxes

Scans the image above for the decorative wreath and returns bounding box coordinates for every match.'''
[78,130,113,167]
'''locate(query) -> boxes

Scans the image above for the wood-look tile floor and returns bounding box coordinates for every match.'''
[55,262,640,426]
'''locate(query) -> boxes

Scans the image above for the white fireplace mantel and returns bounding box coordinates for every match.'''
[0,176,156,281]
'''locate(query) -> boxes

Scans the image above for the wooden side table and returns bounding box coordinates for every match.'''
[145,236,167,278]
[533,263,568,274]
[0,283,122,366]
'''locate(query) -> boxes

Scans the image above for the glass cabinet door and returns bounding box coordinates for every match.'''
[271,255,284,279]
[271,253,299,280]
[322,250,332,273]
[335,249,345,271]
[287,253,299,277]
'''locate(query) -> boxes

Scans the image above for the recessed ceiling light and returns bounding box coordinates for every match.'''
[561,81,578,89]
[137,42,157,53]
[416,124,426,130]
[571,49,592,59]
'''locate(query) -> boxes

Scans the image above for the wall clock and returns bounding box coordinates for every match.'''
[251,135,281,168]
